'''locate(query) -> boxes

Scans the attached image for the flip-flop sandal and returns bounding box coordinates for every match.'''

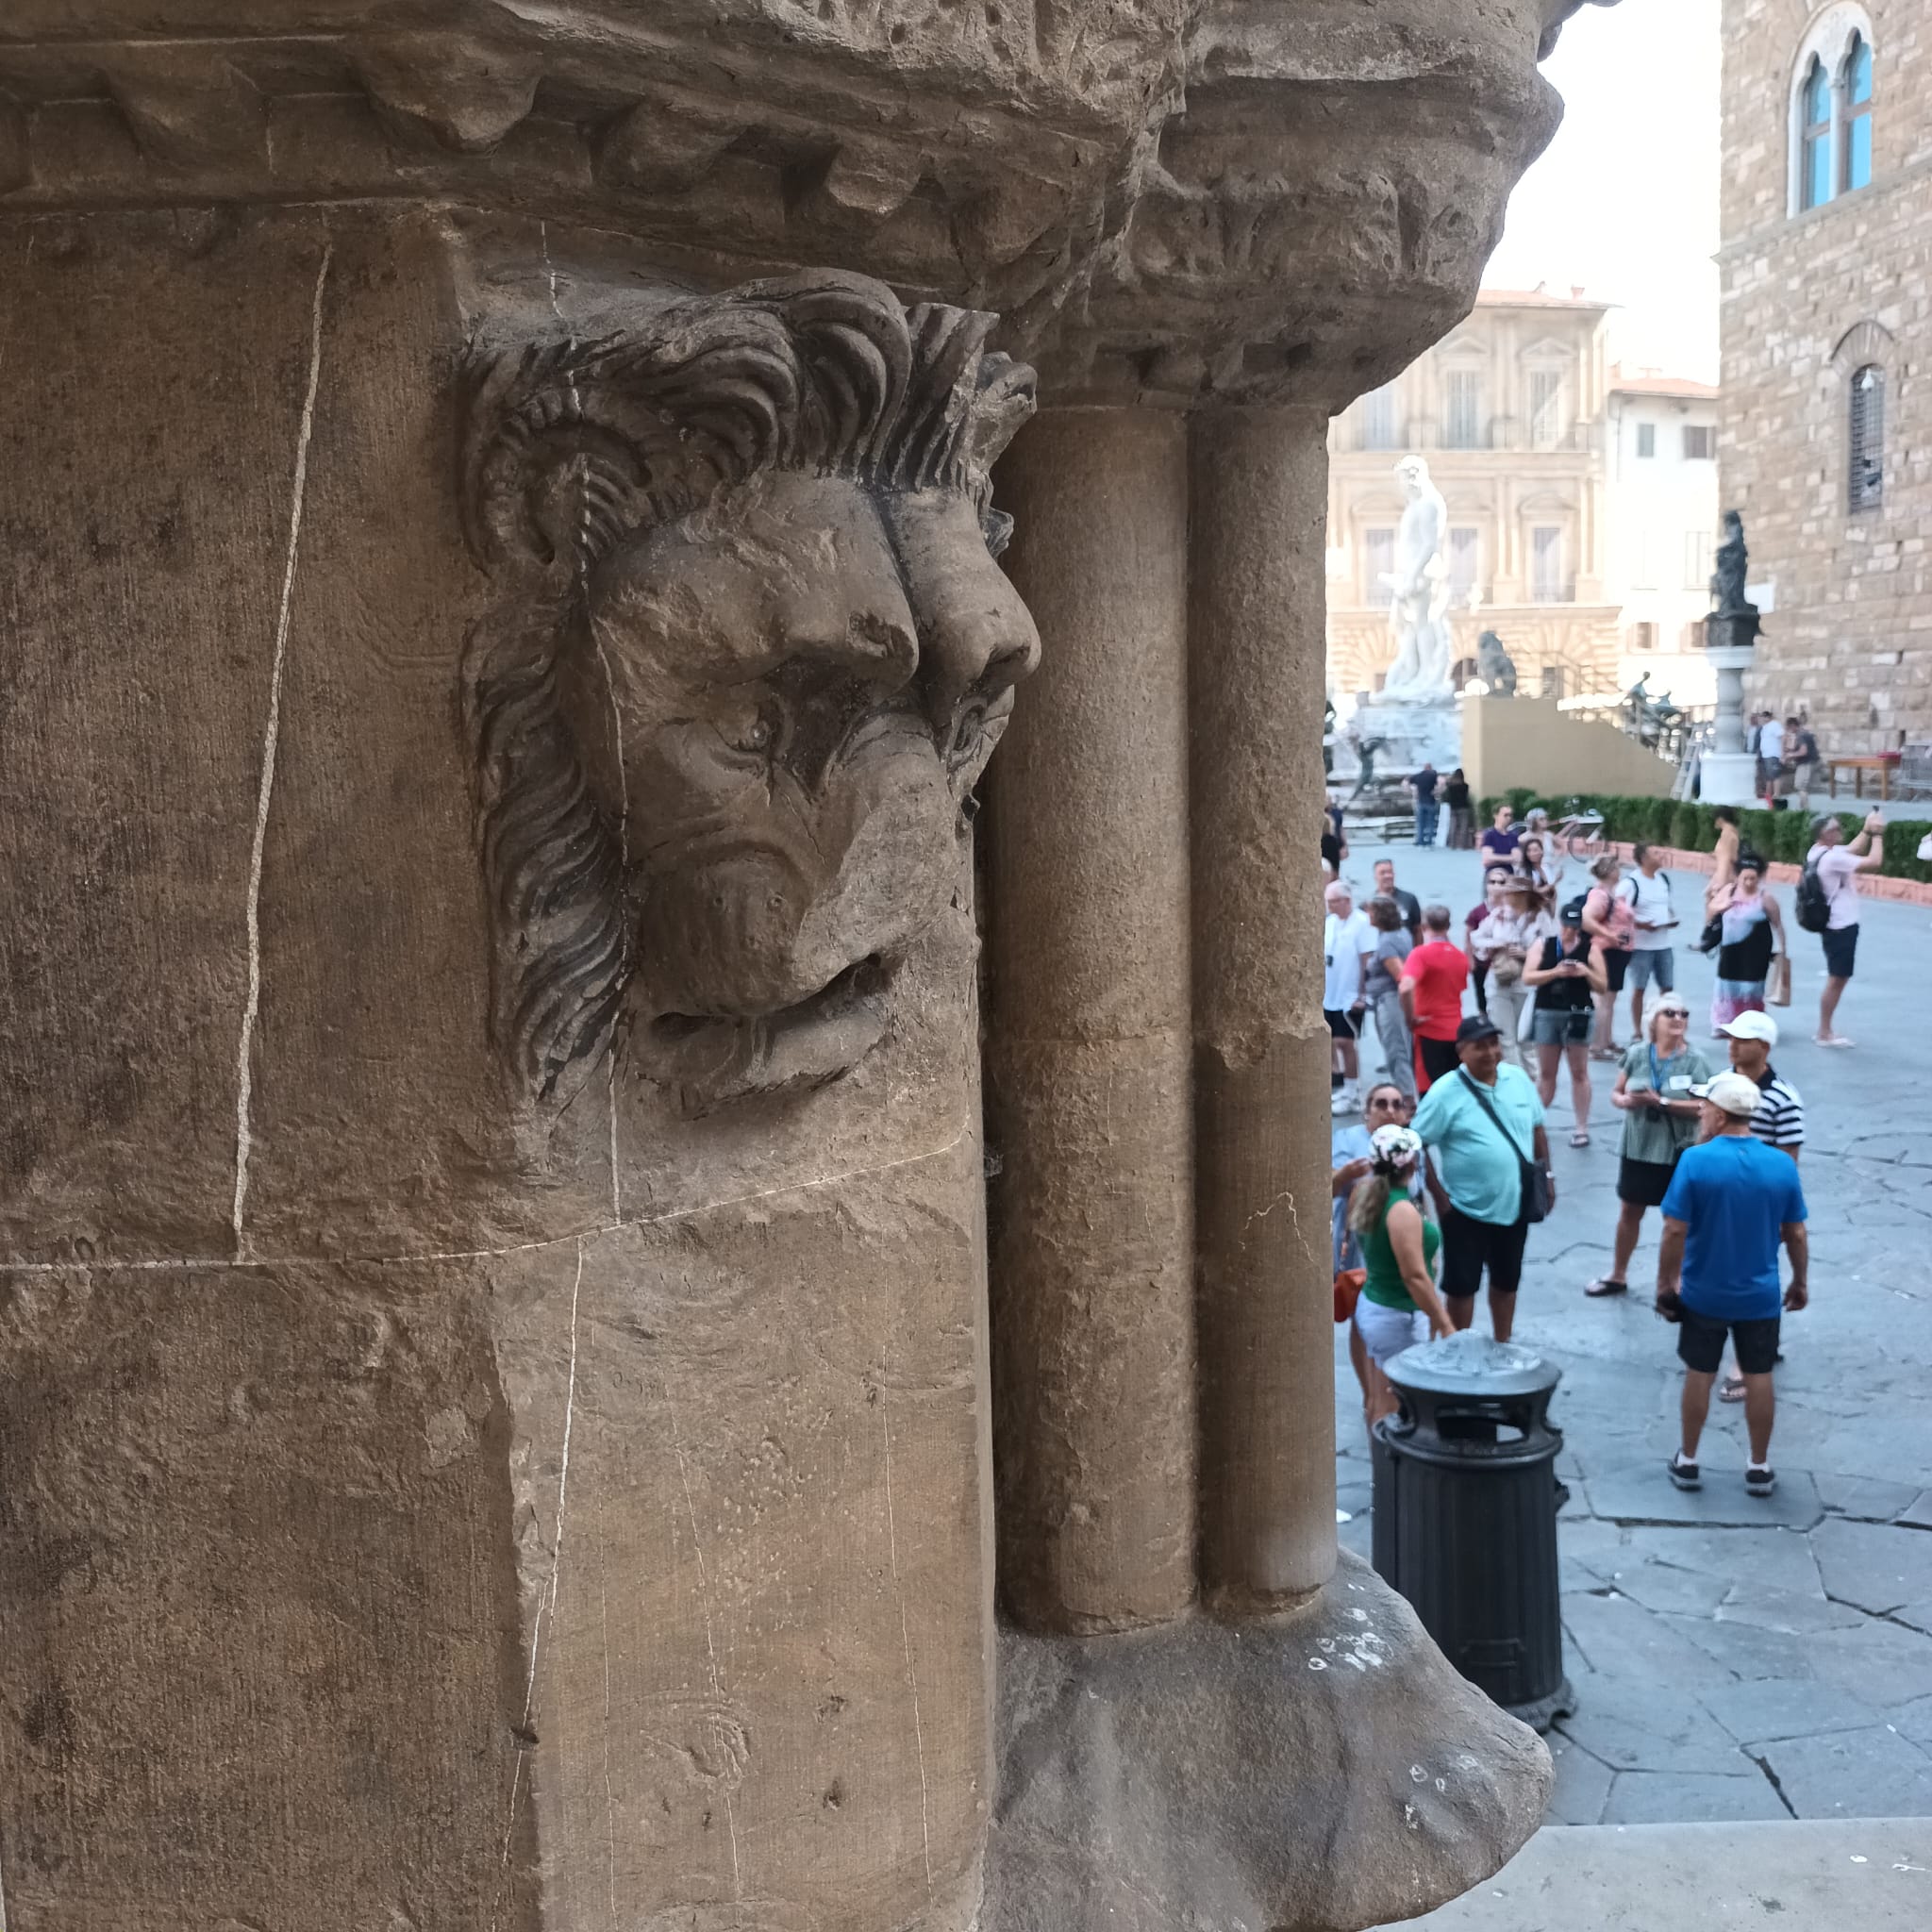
[1815,1036,1856,1049]
[1721,1374,1748,1403]
[1585,1277,1628,1297]
[1570,1129,1591,1147]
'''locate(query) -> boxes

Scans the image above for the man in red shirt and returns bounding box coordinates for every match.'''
[1401,903,1472,1092]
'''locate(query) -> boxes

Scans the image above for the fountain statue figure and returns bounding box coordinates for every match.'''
[1379,455,1456,701]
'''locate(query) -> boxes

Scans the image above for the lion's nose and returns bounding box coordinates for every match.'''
[878,492,1041,737]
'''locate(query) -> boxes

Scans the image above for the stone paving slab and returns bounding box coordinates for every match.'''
[1714,1581,1866,1637]
[1615,1524,1825,1598]
[1813,1518,1932,1615]
[1600,1770,1792,1824]
[1760,1726,1932,1820]
[1807,1622,1932,1707]
[1582,1466,1825,1530]
[1662,1609,1824,1685]
[1700,1677,1883,1747]
[1556,1675,1757,1776]
[1544,1733,1613,1825]
[1374,1820,1932,1929]
[1816,1474,1924,1521]
[1335,839,1932,1830]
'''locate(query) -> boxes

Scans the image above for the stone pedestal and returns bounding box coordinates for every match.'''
[1702,614,1762,805]
[1335,694,1466,792]
[0,4,1622,1929]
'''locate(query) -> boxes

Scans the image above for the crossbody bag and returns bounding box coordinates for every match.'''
[1456,1070,1551,1224]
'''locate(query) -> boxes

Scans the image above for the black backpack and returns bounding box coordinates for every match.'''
[1795,858,1831,934]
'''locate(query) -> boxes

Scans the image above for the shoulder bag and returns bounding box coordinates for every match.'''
[1457,1069,1551,1224]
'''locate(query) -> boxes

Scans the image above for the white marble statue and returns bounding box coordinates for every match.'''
[1378,455,1455,702]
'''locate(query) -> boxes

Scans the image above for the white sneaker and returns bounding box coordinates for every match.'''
[1335,1084,1360,1114]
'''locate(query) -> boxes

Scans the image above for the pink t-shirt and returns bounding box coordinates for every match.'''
[1585,882,1636,948]
[1808,843,1861,928]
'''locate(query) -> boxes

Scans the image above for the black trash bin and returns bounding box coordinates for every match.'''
[1371,1331,1574,1730]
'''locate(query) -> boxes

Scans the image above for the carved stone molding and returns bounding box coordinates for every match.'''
[0,2,1624,410]
[0,4,1185,334]
[1020,0,1595,408]
[458,267,1039,1114]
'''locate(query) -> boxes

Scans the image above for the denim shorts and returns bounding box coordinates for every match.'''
[1627,949,1676,991]
[1530,1007,1591,1047]
[1822,924,1859,979]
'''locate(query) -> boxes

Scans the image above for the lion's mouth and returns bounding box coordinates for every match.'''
[638,954,899,1113]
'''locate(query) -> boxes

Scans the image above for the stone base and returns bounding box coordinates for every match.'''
[1333,696,1464,794]
[1699,749,1760,808]
[987,1550,1553,1932]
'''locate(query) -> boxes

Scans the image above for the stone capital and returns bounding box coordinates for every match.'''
[0,2,1621,409]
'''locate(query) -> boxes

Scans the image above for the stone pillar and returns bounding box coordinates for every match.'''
[1187,408,1338,1611]
[1702,616,1763,805]
[985,407,1197,1633]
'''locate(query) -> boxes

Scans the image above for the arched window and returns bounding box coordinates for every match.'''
[1800,57,1833,209]
[1849,364,1884,513]
[1842,32,1874,192]
[1789,8,1877,215]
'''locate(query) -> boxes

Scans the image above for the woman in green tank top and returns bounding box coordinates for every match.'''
[1347,1124,1457,1425]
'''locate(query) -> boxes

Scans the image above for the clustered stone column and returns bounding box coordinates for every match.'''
[1187,408,1341,1610]
[989,408,1198,1633]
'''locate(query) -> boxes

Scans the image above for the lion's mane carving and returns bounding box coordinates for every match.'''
[459,270,1038,1110]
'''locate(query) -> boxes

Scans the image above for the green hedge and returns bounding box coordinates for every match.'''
[1474,791,1932,884]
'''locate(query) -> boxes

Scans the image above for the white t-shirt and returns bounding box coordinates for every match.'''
[1622,868,1676,951]
[1807,843,1862,928]
[1759,718,1786,762]
[1323,909,1374,1009]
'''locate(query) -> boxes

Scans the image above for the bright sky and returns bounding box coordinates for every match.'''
[1482,0,1722,381]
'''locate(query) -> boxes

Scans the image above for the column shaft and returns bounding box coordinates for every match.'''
[985,408,1197,1632]
[1188,406,1339,1612]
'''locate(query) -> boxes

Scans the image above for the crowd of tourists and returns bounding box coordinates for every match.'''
[1318,792,1891,1497]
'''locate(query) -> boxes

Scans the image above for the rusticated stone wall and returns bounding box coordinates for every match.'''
[1720,0,1932,750]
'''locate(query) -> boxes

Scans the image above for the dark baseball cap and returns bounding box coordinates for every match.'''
[1456,1014,1503,1044]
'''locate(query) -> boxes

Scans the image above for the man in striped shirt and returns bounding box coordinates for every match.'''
[1716,1010,1802,1402]
[1718,1012,1804,1158]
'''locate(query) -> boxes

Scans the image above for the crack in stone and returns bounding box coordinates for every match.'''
[1748,1747,1800,1819]
[496,1235,588,1920]
[229,238,331,1261]
[879,1394,935,1901]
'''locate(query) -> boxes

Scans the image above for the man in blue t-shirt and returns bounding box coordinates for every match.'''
[1411,1015,1551,1344]
[1657,1071,1809,1499]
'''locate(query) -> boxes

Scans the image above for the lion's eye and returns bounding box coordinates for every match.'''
[730,710,777,757]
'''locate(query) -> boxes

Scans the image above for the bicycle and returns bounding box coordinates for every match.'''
[1550,802,1607,861]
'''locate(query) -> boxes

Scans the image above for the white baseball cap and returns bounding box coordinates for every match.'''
[1718,1011,1778,1045]
[1370,1124,1424,1169]
[1691,1071,1763,1117]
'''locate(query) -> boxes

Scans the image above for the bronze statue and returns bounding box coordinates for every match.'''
[1711,509,1754,615]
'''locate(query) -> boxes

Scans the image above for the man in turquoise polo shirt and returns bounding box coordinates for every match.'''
[1657,1070,1809,1498]
[1411,1014,1553,1343]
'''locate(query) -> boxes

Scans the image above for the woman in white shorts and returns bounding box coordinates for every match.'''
[1348,1125,1457,1425]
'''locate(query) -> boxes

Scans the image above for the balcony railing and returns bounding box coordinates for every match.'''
[1352,419,1602,457]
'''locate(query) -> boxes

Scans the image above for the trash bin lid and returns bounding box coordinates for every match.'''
[1384,1330,1561,1398]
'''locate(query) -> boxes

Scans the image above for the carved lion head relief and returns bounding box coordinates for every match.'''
[459,271,1039,1113]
